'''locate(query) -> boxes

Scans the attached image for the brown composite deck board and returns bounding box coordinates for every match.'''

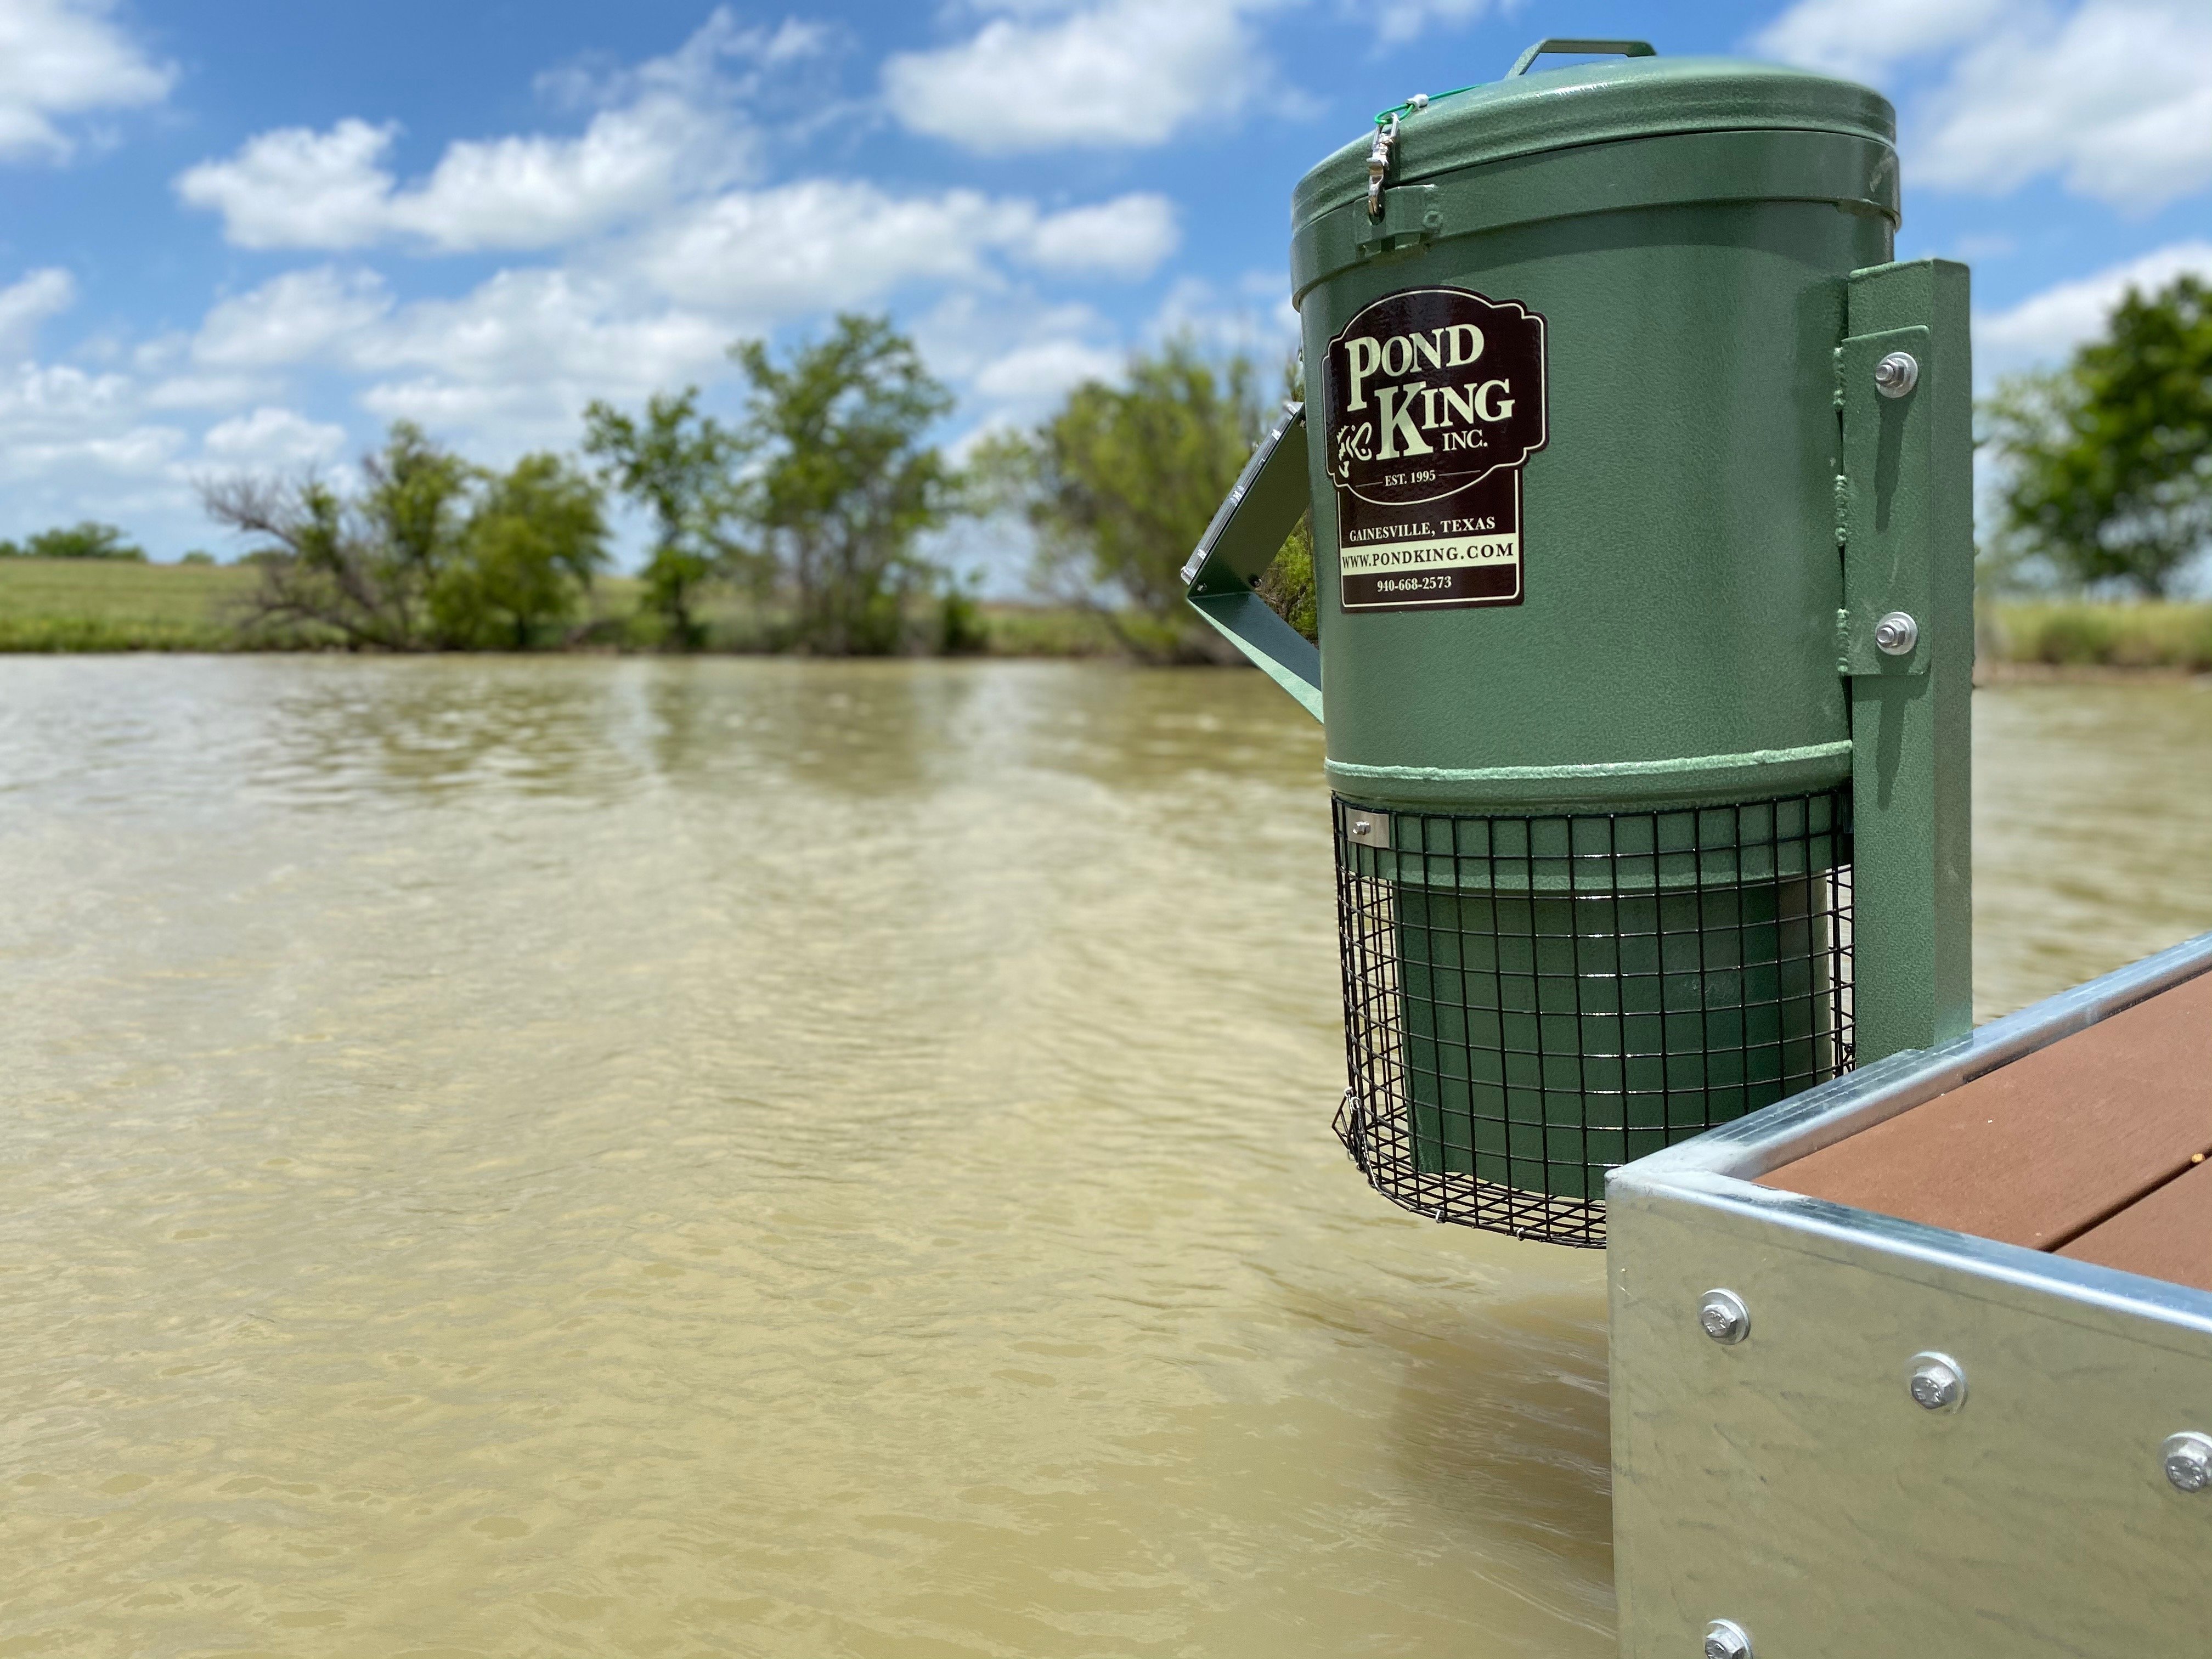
[2059,1158,2212,1292]
[1756,971,2212,1249]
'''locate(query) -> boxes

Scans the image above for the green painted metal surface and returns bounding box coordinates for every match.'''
[1291,54,1895,232]
[1296,117,1893,814]
[1181,403,1323,718]
[1839,260,1976,1062]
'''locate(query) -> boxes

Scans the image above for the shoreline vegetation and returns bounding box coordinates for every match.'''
[0,318,1313,667]
[0,555,1134,657]
[4,555,2210,673]
[3,273,2205,668]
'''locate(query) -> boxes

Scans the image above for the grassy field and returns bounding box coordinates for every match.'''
[0,557,1129,657]
[0,558,264,650]
[9,557,2205,669]
[1983,601,2212,672]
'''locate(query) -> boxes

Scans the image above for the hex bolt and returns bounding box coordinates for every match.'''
[1698,1289,1750,1345]
[1874,612,1919,656]
[1351,819,1373,837]
[1909,1352,1967,1413]
[1704,1618,1754,1659]
[2162,1432,2212,1493]
[1874,350,1920,397]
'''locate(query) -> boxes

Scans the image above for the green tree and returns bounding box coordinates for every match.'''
[1985,274,2212,596]
[205,477,402,648]
[364,421,475,636]
[581,388,742,648]
[430,454,610,648]
[17,522,147,560]
[202,422,475,648]
[727,314,956,656]
[976,340,1307,658]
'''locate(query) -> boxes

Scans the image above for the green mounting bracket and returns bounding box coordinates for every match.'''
[1181,402,1323,721]
[1837,259,1975,1063]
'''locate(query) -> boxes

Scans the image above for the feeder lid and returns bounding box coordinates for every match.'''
[1291,43,1897,231]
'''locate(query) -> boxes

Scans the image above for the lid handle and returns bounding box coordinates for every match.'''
[1506,38,1656,76]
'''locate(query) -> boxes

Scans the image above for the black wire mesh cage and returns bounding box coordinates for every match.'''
[1332,789,1854,1246]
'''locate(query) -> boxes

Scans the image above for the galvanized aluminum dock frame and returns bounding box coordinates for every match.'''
[1609,930,2212,1657]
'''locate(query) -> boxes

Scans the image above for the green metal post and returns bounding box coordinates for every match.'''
[1838,259,1975,1062]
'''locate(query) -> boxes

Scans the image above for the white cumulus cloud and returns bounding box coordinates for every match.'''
[1976,240,2212,378]
[0,0,172,162]
[1148,270,1297,358]
[970,337,1126,402]
[192,268,393,369]
[353,269,732,447]
[175,119,404,251]
[173,11,815,252]
[632,180,1023,315]
[175,104,732,255]
[1758,0,2212,211]
[883,0,1273,153]
[0,361,182,488]
[1018,194,1178,278]
[1916,2,2212,210]
[1753,0,2003,83]
[201,407,349,468]
[0,268,76,359]
[629,182,1175,319]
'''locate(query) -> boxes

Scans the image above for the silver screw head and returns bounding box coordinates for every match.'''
[1705,1618,1754,1659]
[1698,1289,1750,1345]
[1874,611,1918,655]
[1909,1352,1967,1413]
[2162,1432,2212,1492]
[1874,350,1920,397]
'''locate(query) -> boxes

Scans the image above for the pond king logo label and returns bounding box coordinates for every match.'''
[1324,285,1547,611]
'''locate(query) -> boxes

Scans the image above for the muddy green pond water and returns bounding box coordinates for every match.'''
[3,658,2208,1657]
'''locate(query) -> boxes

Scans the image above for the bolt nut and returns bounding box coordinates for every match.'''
[1705,1618,1754,1659]
[1874,611,1919,656]
[1698,1289,1751,1345]
[1874,350,1920,397]
[2163,1431,2212,1493]
[1909,1352,1967,1413]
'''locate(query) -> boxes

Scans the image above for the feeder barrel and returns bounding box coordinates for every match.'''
[1189,44,1973,1244]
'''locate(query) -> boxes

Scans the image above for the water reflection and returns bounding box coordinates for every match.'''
[252,657,656,804]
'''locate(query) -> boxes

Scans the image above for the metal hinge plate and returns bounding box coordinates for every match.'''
[1345,810,1392,849]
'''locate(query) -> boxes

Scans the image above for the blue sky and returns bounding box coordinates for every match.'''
[1,0,2208,567]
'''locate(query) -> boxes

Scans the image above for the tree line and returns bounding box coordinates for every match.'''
[185,311,1308,658]
[12,276,2192,655]
[199,315,977,654]
[0,523,153,561]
